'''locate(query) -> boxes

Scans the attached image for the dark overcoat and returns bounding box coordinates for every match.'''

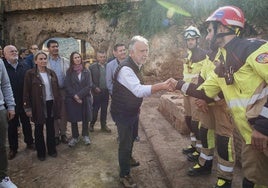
[3,58,31,113]
[64,68,93,123]
[23,67,61,124]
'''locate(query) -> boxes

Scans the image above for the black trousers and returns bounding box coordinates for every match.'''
[8,111,34,152]
[91,89,109,127]
[35,100,56,158]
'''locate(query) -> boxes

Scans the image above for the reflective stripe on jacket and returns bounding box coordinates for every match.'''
[200,38,268,144]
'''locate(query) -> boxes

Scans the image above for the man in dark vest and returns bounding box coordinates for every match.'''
[3,45,35,160]
[111,35,172,188]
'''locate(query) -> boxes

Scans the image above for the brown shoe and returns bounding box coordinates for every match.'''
[130,157,140,167]
[120,175,137,188]
[8,150,17,160]
[101,126,111,133]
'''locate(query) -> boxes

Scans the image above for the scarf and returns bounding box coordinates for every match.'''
[73,64,83,74]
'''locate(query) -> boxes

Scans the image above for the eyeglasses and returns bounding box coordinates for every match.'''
[184,30,199,39]
[31,48,38,50]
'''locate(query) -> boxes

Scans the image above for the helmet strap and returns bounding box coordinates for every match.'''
[215,24,241,38]
[216,31,235,38]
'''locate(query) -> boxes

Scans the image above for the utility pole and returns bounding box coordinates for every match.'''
[0,0,3,46]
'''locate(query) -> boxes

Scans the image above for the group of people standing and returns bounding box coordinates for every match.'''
[0,39,118,187]
[172,5,268,188]
[180,23,236,188]
[0,5,267,188]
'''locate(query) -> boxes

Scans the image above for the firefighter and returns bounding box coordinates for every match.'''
[187,47,236,188]
[181,26,207,162]
[172,6,268,188]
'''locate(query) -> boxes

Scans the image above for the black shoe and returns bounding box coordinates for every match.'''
[48,152,57,158]
[101,126,111,133]
[38,156,46,161]
[89,125,94,132]
[55,137,60,145]
[26,143,36,150]
[214,178,232,188]
[187,163,211,176]
[187,151,200,162]
[130,157,140,167]
[61,135,68,144]
[182,145,196,154]
[8,150,17,160]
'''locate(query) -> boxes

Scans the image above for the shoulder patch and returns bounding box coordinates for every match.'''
[256,53,268,64]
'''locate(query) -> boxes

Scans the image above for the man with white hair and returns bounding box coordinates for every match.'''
[111,35,172,187]
[3,45,34,160]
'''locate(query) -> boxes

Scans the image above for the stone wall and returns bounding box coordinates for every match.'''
[158,92,189,135]
[2,0,140,11]
[2,1,186,80]
[4,7,113,52]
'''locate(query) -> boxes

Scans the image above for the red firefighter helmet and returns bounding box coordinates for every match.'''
[206,6,245,29]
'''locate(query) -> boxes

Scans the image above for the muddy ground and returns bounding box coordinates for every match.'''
[8,96,169,188]
[8,93,243,188]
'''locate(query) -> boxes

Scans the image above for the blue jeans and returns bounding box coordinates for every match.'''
[0,109,8,179]
[111,113,138,177]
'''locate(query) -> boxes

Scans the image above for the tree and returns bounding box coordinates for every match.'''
[99,0,268,37]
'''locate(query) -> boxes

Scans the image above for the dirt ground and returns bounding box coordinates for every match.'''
[8,93,243,188]
[8,97,169,188]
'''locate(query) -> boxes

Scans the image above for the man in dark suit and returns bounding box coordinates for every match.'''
[89,50,111,133]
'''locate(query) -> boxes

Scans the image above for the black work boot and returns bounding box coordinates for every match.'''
[182,145,196,155]
[214,178,232,188]
[187,151,200,162]
[187,161,212,176]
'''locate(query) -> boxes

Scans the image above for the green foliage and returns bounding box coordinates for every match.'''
[98,2,130,19]
[168,0,268,27]
[217,0,268,26]
[135,0,167,37]
[99,0,268,37]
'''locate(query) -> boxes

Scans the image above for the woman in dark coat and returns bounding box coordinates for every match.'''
[64,51,93,147]
[23,51,60,161]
